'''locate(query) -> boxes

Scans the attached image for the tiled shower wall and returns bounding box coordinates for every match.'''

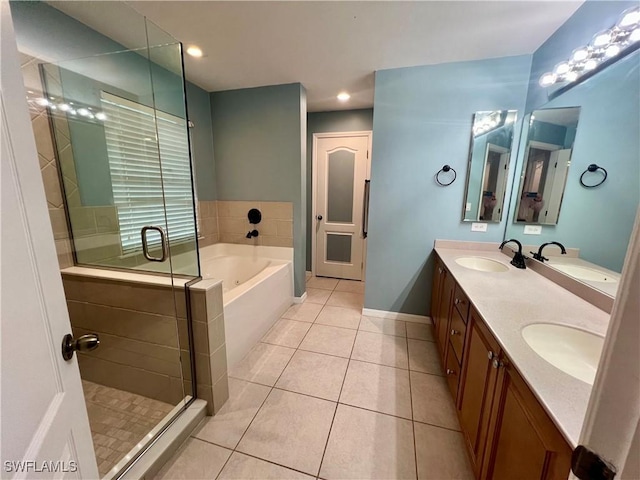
[21,52,74,269]
[199,200,294,248]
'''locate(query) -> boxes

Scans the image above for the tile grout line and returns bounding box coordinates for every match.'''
[314,312,361,479]
[406,333,419,480]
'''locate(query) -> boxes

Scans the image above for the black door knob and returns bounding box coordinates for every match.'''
[62,333,100,361]
[317,215,323,220]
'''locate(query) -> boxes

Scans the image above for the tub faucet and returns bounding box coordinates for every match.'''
[246,229,259,239]
[531,241,567,263]
[499,239,527,269]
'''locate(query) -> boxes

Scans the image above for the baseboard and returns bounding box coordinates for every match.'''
[361,308,431,324]
[293,292,307,304]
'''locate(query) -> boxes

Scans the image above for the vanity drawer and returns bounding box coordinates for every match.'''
[453,284,470,321]
[449,307,467,361]
[445,343,461,399]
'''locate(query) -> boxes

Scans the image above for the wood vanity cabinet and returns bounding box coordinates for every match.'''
[481,357,572,480]
[430,254,572,480]
[431,257,455,363]
[458,306,502,477]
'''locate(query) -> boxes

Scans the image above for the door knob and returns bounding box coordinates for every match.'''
[317,215,323,220]
[62,333,100,361]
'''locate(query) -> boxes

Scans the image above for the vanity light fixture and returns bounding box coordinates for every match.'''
[472,110,504,136]
[186,46,203,58]
[27,92,107,122]
[539,6,640,89]
[337,92,351,102]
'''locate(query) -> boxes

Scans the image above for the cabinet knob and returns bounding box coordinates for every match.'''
[450,329,459,336]
[446,368,456,375]
[438,267,443,274]
[492,358,504,369]
[454,298,460,305]
[487,351,495,360]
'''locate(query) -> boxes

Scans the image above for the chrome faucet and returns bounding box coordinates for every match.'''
[531,241,567,263]
[499,239,527,269]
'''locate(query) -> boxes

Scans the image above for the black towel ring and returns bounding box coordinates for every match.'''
[435,165,457,187]
[580,164,608,188]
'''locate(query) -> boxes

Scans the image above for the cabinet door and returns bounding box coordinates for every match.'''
[436,270,456,363]
[430,257,445,320]
[482,360,572,480]
[458,308,501,476]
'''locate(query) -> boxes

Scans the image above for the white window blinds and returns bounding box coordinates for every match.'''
[101,92,196,255]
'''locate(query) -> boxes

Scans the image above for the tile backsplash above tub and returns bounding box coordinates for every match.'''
[199,200,293,248]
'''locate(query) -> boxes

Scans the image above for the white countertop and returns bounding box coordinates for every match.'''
[434,246,611,447]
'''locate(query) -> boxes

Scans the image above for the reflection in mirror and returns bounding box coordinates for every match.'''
[514,107,580,225]
[462,110,517,222]
[505,50,640,299]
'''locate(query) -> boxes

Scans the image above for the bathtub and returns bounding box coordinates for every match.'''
[199,243,294,367]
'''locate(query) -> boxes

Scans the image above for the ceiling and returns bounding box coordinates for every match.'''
[50,1,584,112]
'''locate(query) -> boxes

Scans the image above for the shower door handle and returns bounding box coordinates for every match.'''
[362,179,371,238]
[141,225,168,262]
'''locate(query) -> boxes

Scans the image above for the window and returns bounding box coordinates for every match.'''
[101,92,195,255]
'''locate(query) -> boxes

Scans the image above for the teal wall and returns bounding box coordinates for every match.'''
[306,109,374,269]
[506,51,640,272]
[365,55,531,315]
[210,84,307,296]
[187,83,217,201]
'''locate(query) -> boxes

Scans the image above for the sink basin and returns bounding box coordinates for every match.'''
[550,264,618,283]
[522,323,604,385]
[455,257,509,273]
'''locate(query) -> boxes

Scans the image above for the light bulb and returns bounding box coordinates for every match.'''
[186,46,203,57]
[337,92,350,101]
[95,112,107,121]
[539,72,557,87]
[592,30,613,47]
[36,98,49,107]
[59,103,70,112]
[554,62,570,75]
[584,59,599,71]
[630,27,640,43]
[605,44,621,58]
[77,108,90,117]
[618,7,640,29]
[565,71,579,82]
[571,47,589,62]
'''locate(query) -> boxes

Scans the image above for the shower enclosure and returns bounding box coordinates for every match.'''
[28,7,201,478]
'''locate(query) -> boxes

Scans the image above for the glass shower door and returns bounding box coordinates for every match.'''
[35,17,198,477]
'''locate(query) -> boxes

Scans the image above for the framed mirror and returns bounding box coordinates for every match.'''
[462,110,517,222]
[504,50,639,299]
[513,107,580,225]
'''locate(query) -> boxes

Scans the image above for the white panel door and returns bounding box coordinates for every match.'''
[314,134,369,280]
[542,149,571,224]
[0,3,98,479]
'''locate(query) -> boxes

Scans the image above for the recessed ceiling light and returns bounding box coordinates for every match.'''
[186,46,203,58]
[337,92,351,102]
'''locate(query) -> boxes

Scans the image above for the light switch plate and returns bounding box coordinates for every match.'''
[524,225,543,235]
[465,202,471,212]
[471,223,488,232]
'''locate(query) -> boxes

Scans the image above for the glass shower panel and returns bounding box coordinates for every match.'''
[145,19,199,277]
[39,41,196,478]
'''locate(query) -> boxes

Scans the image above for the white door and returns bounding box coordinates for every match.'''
[0,3,98,479]
[314,133,370,280]
[492,151,510,222]
[542,149,571,224]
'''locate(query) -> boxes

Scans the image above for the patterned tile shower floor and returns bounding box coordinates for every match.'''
[82,380,175,476]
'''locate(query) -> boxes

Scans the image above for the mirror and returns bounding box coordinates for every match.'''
[513,107,580,225]
[462,110,517,222]
[505,51,639,298]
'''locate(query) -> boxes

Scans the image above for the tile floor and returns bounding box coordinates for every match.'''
[82,380,175,476]
[154,277,474,480]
